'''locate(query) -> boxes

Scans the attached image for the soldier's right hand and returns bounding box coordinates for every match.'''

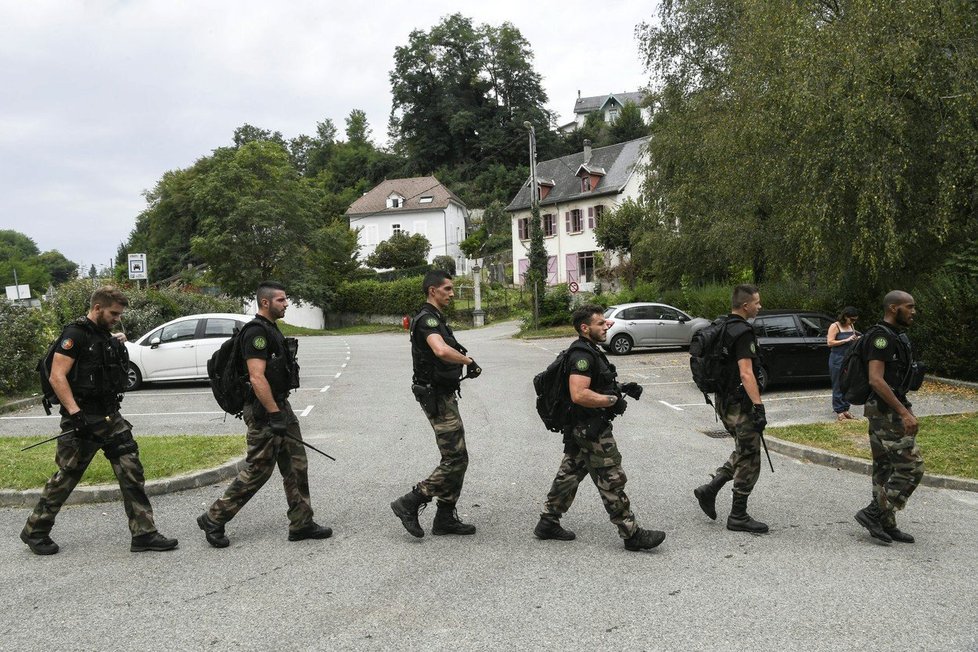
[68,412,95,439]
[269,411,289,436]
[751,404,767,431]
[606,392,627,416]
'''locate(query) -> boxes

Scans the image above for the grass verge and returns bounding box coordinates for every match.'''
[279,322,405,336]
[516,325,578,339]
[767,412,978,480]
[1,435,245,491]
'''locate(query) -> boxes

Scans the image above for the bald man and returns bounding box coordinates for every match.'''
[854,290,925,545]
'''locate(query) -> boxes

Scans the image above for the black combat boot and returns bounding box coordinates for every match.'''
[197,513,230,548]
[390,487,430,538]
[693,473,731,520]
[20,529,59,556]
[288,522,333,541]
[533,516,576,541]
[623,527,666,551]
[431,502,476,535]
[131,531,179,552]
[854,501,893,543]
[726,494,769,534]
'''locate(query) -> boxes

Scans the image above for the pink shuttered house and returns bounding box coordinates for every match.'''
[507,136,650,289]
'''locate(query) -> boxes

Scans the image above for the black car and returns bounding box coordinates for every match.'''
[752,310,835,391]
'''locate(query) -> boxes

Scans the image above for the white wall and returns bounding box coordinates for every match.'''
[244,299,324,330]
[352,201,468,272]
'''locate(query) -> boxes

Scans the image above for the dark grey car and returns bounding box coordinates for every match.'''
[752,311,835,390]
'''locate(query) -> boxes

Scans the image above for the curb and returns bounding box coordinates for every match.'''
[763,435,978,493]
[926,375,978,391]
[0,455,247,508]
[0,395,43,415]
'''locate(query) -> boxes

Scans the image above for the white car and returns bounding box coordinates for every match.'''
[124,313,251,390]
[602,302,710,354]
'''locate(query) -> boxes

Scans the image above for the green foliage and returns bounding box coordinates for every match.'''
[0,230,80,292]
[594,197,649,255]
[533,283,573,327]
[334,276,427,316]
[365,232,432,269]
[912,271,978,381]
[431,255,456,275]
[0,303,51,395]
[608,102,649,143]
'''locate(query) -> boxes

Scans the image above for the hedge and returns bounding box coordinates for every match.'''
[334,276,427,316]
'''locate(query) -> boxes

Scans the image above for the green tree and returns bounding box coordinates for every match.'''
[345,109,371,146]
[35,250,79,285]
[608,101,648,144]
[594,198,649,256]
[365,232,431,269]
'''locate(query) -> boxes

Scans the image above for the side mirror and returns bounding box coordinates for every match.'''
[150,337,161,349]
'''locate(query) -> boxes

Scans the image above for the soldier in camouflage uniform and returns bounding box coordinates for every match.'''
[391,270,481,538]
[197,282,332,547]
[533,304,665,551]
[20,286,178,555]
[693,284,770,534]
[854,290,924,544]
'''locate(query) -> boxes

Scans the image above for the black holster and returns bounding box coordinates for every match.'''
[412,384,440,419]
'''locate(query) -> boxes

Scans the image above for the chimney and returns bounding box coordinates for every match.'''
[583,139,592,165]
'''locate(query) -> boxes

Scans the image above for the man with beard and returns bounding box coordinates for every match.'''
[533,304,665,551]
[854,290,925,544]
[197,281,332,547]
[21,285,178,555]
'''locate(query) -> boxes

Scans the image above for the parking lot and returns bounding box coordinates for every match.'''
[1,321,977,650]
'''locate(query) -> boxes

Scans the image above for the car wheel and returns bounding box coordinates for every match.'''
[126,363,143,392]
[756,365,769,393]
[610,334,633,355]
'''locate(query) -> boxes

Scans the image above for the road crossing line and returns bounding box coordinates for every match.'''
[300,405,314,417]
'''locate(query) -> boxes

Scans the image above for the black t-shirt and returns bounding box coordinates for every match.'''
[54,319,101,361]
[566,338,616,393]
[724,314,759,391]
[412,307,447,351]
[866,323,910,390]
[240,316,283,361]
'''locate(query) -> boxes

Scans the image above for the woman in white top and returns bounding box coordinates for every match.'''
[827,306,860,420]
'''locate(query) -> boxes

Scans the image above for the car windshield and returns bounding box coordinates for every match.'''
[604,307,617,318]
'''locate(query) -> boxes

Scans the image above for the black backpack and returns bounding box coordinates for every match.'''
[840,324,913,405]
[207,320,266,417]
[37,318,94,416]
[533,341,590,433]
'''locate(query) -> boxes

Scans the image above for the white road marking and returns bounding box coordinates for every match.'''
[300,405,314,417]
[659,400,684,411]
[127,391,212,397]
[341,363,347,368]
[320,385,331,393]
[670,394,834,408]
[334,372,342,379]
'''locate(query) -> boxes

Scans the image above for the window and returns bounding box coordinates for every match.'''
[800,315,833,337]
[565,209,584,234]
[386,194,403,209]
[656,307,683,321]
[518,217,529,240]
[577,251,595,283]
[204,318,238,338]
[594,204,605,226]
[581,176,591,192]
[755,316,802,338]
[391,223,403,236]
[419,196,433,204]
[159,319,199,343]
[542,213,556,237]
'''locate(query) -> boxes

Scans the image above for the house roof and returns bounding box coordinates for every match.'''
[346,176,465,218]
[506,136,650,212]
[574,91,647,115]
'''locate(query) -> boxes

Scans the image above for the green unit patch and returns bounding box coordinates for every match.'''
[575,358,590,371]
[749,342,756,353]
[253,336,267,350]
[873,336,888,350]
[425,317,439,327]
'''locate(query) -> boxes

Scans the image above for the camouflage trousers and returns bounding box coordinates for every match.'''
[24,411,157,537]
[207,399,315,532]
[865,398,924,517]
[416,393,468,505]
[715,397,762,498]
[542,420,638,539]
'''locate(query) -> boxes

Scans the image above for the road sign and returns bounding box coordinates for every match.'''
[569,281,579,293]
[128,253,148,280]
[5,284,31,301]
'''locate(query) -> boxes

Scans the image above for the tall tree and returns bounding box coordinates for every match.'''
[365,232,431,269]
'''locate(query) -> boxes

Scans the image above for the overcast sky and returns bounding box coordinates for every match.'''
[0,0,657,274]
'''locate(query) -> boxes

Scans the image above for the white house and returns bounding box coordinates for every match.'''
[559,91,651,133]
[346,176,469,273]
[507,136,650,290]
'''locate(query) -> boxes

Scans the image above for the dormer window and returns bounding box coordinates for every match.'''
[419,196,433,204]
[387,193,404,209]
[581,176,592,192]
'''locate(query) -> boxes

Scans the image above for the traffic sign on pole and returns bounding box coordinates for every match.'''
[128,253,148,280]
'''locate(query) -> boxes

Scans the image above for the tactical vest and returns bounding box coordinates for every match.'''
[721,315,759,392]
[874,322,918,397]
[573,339,618,419]
[69,318,130,403]
[241,319,300,399]
[410,304,466,391]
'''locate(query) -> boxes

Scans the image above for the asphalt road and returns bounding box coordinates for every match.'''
[1,321,977,651]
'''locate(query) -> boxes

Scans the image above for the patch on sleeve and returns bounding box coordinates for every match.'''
[253,336,267,350]
[60,338,74,350]
[425,317,439,328]
[873,336,888,350]
[575,358,590,372]
[749,342,756,353]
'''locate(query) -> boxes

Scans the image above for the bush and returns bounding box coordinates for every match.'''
[520,283,573,328]
[0,303,50,396]
[334,276,426,316]
[912,272,978,381]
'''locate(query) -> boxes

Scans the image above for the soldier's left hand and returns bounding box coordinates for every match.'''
[619,382,643,400]
[466,360,482,379]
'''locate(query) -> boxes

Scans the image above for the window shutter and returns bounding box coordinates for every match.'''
[565,212,571,233]
[588,207,594,229]
[565,253,579,282]
[547,256,558,285]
